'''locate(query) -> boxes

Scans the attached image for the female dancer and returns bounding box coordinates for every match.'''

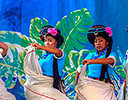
[75,25,117,100]
[24,25,69,100]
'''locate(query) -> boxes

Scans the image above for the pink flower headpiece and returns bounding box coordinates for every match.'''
[105,27,112,37]
[39,27,59,40]
[48,28,58,36]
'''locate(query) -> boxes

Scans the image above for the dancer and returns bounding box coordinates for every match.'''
[24,25,69,100]
[75,25,117,100]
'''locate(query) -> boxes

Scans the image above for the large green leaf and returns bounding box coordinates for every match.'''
[0,31,44,88]
[29,17,49,46]
[55,8,94,53]
[63,49,90,73]
[54,9,94,91]
[0,43,26,88]
[0,31,36,48]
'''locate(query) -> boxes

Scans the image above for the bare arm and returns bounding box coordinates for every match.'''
[83,58,114,65]
[75,71,80,86]
[29,43,62,57]
[0,41,8,57]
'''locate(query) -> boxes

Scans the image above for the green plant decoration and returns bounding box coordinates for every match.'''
[0,31,38,88]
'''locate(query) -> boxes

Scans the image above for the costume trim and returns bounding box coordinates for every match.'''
[54,49,64,59]
[24,85,57,100]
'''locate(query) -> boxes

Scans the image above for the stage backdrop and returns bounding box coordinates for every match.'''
[0,0,128,100]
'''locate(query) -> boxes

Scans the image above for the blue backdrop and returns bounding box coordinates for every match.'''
[0,0,127,54]
[0,0,128,99]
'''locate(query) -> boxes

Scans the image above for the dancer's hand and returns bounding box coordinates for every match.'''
[82,59,91,65]
[29,43,41,49]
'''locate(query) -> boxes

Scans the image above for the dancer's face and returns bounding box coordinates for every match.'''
[94,36,109,53]
[44,36,57,48]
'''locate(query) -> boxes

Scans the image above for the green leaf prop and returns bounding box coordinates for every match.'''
[29,17,49,46]
[55,8,94,79]
[0,31,43,88]
[0,43,26,88]
[0,31,37,48]
[56,8,94,53]
[63,49,95,79]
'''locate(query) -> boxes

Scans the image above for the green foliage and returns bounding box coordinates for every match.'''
[27,8,94,76]
[0,31,43,88]
[29,17,49,46]
[0,43,26,88]
[55,8,94,76]
[115,65,126,79]
[56,8,94,53]
[0,31,36,48]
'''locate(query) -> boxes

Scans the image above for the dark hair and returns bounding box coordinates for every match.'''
[87,25,111,44]
[99,37,113,81]
[39,25,64,48]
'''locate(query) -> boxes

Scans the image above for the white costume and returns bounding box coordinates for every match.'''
[75,64,116,100]
[24,45,69,100]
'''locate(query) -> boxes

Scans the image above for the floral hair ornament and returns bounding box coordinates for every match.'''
[105,27,112,37]
[48,28,58,36]
[39,27,59,40]
[87,25,113,44]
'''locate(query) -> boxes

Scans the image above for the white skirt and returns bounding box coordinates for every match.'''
[24,45,69,100]
[75,64,116,100]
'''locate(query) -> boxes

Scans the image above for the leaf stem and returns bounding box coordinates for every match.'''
[63,71,77,80]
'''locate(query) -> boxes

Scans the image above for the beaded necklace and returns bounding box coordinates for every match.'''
[90,48,108,59]
[40,52,50,59]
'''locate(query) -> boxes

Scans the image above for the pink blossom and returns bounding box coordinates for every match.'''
[48,28,57,36]
[105,27,112,36]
